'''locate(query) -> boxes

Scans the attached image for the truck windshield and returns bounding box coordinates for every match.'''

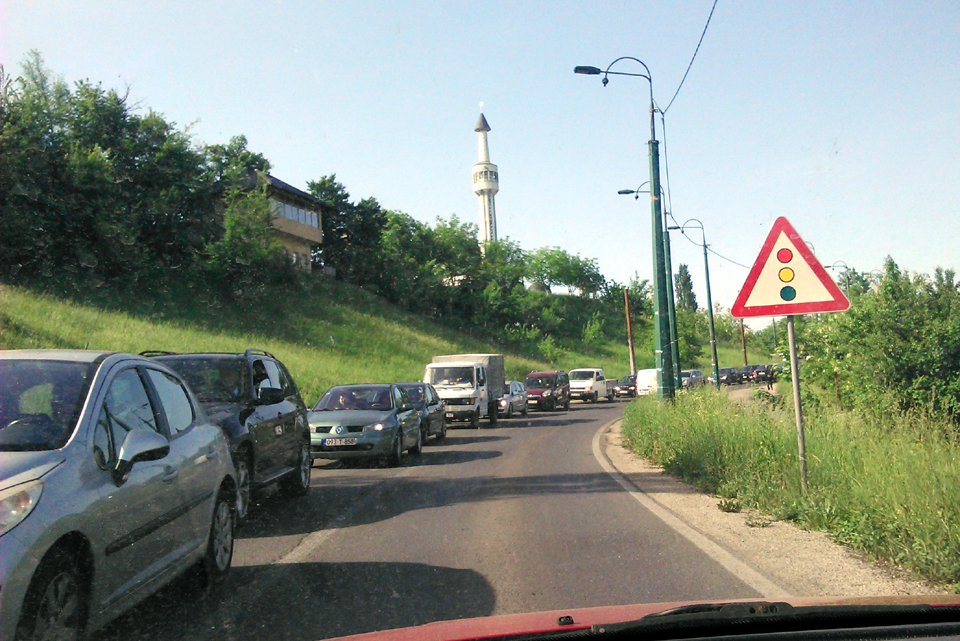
[427,367,474,387]
[570,371,595,380]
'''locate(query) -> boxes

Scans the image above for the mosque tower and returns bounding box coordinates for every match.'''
[472,112,499,244]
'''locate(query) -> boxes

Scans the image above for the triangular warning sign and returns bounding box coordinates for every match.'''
[732,217,850,318]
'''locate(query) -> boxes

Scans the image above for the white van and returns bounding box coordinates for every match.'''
[635,368,659,396]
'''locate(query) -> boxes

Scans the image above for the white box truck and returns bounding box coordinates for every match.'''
[424,354,505,428]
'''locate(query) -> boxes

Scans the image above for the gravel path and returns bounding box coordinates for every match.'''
[602,419,947,597]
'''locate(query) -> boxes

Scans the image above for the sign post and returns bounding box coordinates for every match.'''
[731,217,849,492]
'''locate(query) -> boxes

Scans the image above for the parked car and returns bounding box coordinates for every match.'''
[145,349,311,524]
[635,369,659,396]
[397,382,447,442]
[308,384,421,465]
[524,371,570,411]
[717,367,742,385]
[499,380,528,418]
[0,350,237,641]
[681,369,706,388]
[613,375,637,398]
[739,364,761,383]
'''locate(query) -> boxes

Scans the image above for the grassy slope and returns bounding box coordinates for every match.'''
[0,280,637,404]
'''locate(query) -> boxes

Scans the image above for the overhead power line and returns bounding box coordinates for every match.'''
[663,0,719,115]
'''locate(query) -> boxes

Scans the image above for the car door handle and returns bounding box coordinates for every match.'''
[162,468,179,484]
[205,447,219,461]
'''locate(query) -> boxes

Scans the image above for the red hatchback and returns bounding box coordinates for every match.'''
[524,371,570,412]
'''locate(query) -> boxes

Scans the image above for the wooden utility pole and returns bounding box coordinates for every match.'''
[740,319,748,366]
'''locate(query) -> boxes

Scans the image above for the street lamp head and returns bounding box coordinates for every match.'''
[617,189,636,195]
[574,66,602,75]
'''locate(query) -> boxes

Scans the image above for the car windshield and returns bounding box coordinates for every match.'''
[569,371,594,380]
[426,366,474,387]
[0,360,94,451]
[157,357,248,403]
[398,384,423,403]
[525,376,556,389]
[621,376,635,384]
[314,386,393,411]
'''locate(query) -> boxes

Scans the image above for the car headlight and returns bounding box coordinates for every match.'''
[363,423,385,432]
[542,389,552,397]
[499,399,507,407]
[0,480,43,537]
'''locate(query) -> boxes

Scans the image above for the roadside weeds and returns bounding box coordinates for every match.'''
[601,420,946,598]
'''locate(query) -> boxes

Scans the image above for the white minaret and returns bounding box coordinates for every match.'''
[472,112,499,244]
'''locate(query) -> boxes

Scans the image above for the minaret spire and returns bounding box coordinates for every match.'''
[472,110,499,245]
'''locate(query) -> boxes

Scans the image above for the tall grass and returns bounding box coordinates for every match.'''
[0,282,546,404]
[621,390,960,586]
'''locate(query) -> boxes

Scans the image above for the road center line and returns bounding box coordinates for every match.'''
[591,420,792,599]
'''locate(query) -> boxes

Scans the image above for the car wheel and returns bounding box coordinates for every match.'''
[390,430,404,465]
[521,401,528,417]
[470,412,480,429]
[564,397,570,411]
[592,392,598,403]
[279,442,311,497]
[506,402,513,419]
[436,420,447,441]
[232,452,252,525]
[411,424,423,455]
[203,488,235,584]
[17,547,87,641]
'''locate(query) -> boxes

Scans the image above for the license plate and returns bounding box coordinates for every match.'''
[323,437,357,446]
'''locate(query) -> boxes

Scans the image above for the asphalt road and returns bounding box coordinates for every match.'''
[98,399,763,640]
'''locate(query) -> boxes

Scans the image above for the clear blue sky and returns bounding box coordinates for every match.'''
[3,1,958,328]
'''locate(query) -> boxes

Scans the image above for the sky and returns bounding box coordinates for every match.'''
[2,1,959,328]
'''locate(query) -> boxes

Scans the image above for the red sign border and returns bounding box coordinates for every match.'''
[732,217,850,318]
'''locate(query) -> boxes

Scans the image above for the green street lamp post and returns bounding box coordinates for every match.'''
[579,58,675,400]
[618,184,681,390]
[671,219,720,390]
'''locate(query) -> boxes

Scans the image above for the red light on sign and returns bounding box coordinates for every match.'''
[777,248,793,263]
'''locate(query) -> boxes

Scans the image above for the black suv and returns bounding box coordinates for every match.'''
[144,349,311,523]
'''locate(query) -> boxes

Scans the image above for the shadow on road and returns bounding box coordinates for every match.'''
[236,468,627,540]
[98,561,496,641]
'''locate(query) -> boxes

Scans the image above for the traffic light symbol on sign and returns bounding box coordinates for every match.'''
[777,248,797,301]
[732,217,849,318]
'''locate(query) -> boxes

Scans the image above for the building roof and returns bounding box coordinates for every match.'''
[474,113,491,133]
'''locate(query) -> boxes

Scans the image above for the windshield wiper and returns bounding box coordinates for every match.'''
[593,602,960,639]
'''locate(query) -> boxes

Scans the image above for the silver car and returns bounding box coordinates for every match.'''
[0,350,237,641]
[498,380,528,418]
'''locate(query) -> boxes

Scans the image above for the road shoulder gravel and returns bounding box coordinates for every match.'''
[601,419,947,598]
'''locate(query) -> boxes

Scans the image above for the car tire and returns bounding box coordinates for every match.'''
[591,392,598,403]
[203,488,235,585]
[436,420,447,441]
[411,424,423,455]
[279,442,311,497]
[390,430,404,465]
[232,451,252,525]
[521,402,528,417]
[470,412,480,429]
[564,397,571,411]
[506,403,513,419]
[17,547,88,641]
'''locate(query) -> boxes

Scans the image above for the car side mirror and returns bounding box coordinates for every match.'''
[257,387,286,405]
[113,430,170,486]
[401,403,415,412]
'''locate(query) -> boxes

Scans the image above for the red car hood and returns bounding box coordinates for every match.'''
[336,596,960,641]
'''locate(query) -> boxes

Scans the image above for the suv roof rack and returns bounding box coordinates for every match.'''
[244,348,275,359]
[139,350,178,357]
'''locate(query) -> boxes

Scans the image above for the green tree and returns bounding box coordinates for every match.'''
[675,263,698,312]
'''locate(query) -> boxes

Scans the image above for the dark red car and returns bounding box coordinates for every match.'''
[524,371,570,411]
